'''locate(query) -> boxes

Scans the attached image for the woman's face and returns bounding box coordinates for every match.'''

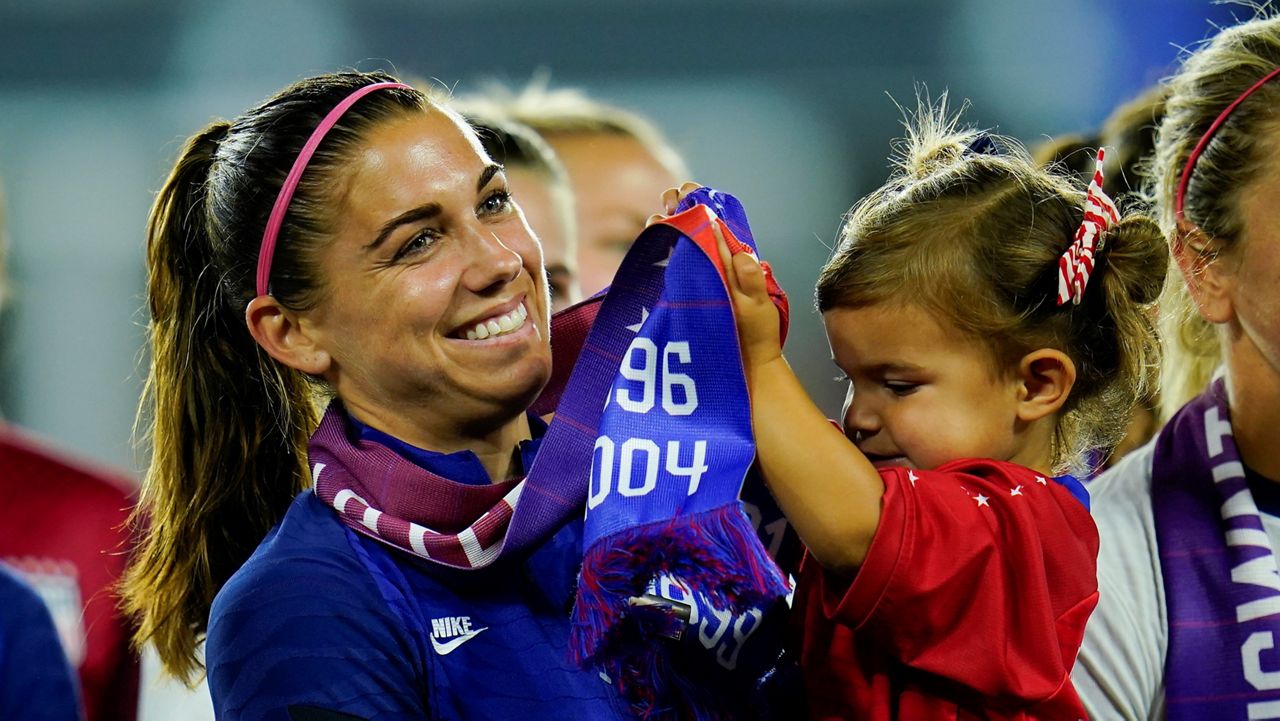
[305,108,552,440]
[1225,143,1280,378]
[544,133,679,298]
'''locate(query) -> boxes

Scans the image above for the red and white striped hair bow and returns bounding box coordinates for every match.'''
[1057,148,1121,305]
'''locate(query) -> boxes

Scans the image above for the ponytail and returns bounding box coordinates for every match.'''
[121,122,319,682]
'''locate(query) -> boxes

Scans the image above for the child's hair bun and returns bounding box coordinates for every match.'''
[893,97,990,181]
[1098,214,1166,307]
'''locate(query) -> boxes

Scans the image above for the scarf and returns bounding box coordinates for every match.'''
[567,188,792,719]
[1153,378,1280,719]
[311,188,793,718]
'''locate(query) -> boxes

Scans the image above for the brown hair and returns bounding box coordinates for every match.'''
[817,103,1166,473]
[121,71,430,682]
[1152,14,1280,419]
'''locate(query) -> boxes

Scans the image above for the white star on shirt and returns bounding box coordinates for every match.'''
[974,494,990,507]
[1035,475,1048,485]
[907,470,919,487]
[1010,485,1023,497]
[626,307,650,333]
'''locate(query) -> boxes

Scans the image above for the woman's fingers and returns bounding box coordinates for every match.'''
[661,182,704,215]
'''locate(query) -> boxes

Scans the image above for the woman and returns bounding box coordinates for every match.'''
[1073,14,1280,720]
[121,71,633,720]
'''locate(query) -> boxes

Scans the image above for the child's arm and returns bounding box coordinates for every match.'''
[713,225,883,573]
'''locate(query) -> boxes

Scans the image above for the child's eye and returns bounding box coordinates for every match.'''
[394,229,440,261]
[479,189,513,216]
[884,381,920,396]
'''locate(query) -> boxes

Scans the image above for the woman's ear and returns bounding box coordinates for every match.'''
[1015,349,1077,423]
[245,296,331,375]
[1173,217,1235,324]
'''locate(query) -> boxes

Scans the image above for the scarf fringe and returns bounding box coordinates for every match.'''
[570,502,789,720]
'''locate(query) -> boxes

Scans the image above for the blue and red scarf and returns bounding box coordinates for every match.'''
[1153,378,1280,718]
[311,188,793,718]
[566,189,793,719]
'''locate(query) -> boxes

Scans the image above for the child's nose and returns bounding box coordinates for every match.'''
[841,387,880,443]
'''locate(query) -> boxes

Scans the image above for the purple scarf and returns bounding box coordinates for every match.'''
[1153,378,1280,718]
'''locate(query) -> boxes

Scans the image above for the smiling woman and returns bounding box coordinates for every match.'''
[120,71,630,721]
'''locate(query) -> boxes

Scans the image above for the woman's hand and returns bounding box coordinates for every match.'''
[646,182,704,226]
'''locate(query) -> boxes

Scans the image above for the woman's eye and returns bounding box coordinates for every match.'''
[884,381,920,396]
[480,189,513,216]
[395,229,439,260]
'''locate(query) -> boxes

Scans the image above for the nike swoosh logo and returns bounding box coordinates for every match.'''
[430,627,488,656]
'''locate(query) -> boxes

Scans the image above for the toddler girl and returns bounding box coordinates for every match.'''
[719,106,1165,719]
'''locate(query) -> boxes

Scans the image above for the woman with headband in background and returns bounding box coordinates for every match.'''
[121,71,635,720]
[1074,13,1280,720]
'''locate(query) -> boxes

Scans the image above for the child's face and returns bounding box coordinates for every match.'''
[822,302,1026,471]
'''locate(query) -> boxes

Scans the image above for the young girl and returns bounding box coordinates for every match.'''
[718,107,1165,718]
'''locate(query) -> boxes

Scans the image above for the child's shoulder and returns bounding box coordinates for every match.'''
[878,459,1093,521]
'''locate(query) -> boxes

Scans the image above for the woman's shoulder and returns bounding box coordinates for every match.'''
[212,491,365,606]
[1089,441,1157,514]
[1074,440,1166,720]
[207,491,407,659]
[206,491,430,719]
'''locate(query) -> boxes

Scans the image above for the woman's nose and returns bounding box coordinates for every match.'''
[464,227,523,293]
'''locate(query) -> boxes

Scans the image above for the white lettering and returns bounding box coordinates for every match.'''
[618,439,660,497]
[1245,632,1280,691]
[666,440,708,495]
[661,341,699,416]
[617,338,658,413]
[588,436,615,510]
[1206,406,1233,458]
[1248,699,1280,719]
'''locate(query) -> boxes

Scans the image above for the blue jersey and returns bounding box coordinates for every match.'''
[0,565,82,721]
[207,415,632,721]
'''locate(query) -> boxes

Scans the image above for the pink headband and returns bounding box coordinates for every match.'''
[1175,65,1280,219]
[255,81,412,297]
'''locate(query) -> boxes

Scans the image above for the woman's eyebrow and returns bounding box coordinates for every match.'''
[477,163,503,191]
[366,203,443,251]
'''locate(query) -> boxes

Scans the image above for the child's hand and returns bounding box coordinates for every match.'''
[713,222,784,372]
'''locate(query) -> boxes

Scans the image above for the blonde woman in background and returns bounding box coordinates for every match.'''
[1075,13,1280,719]
[489,80,688,296]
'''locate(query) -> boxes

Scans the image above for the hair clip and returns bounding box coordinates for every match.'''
[1056,148,1120,305]
[965,133,1000,156]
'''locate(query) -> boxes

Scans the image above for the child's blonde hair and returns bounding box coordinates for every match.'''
[1151,13,1280,420]
[816,103,1166,473]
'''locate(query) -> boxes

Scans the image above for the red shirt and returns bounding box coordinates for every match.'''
[796,459,1098,721]
[0,425,139,721]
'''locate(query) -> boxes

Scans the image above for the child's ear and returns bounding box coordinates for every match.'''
[1173,218,1235,324]
[1014,349,1077,423]
[245,296,331,376]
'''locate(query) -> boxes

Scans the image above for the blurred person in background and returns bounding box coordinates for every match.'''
[0,179,139,720]
[494,80,688,297]
[1074,13,1280,719]
[1033,84,1169,472]
[0,563,83,721]
[451,98,582,311]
